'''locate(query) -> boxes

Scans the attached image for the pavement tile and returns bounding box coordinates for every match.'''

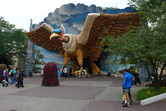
[60,80,112,87]
[95,87,140,103]
[82,100,166,111]
[0,76,165,111]
[0,95,90,111]
[8,85,105,100]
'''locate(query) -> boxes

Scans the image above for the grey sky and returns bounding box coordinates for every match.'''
[0,0,129,31]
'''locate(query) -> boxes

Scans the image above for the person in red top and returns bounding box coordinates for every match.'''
[5,68,9,82]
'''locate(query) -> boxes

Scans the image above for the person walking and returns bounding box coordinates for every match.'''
[122,69,133,107]
[16,69,26,88]
[41,68,44,80]
[134,70,141,85]
[15,68,20,83]
[63,67,68,78]
[3,68,7,80]
[61,67,64,77]
[58,68,61,80]
[10,68,16,85]
[5,68,9,82]
[69,66,72,78]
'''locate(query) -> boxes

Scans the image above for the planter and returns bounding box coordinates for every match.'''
[42,62,59,86]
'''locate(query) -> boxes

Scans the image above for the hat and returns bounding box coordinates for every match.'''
[52,29,62,34]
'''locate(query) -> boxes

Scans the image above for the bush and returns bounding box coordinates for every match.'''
[137,87,166,100]
[129,66,136,74]
[42,62,59,86]
[0,64,6,82]
[35,67,41,73]
[35,69,41,73]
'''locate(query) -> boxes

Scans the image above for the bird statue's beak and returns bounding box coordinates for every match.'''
[50,33,61,40]
[50,33,69,43]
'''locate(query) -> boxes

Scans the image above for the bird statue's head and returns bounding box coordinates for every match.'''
[50,29,63,40]
[50,25,69,43]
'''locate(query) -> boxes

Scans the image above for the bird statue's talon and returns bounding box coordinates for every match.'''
[74,69,88,78]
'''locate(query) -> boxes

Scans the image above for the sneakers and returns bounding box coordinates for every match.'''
[122,103,130,107]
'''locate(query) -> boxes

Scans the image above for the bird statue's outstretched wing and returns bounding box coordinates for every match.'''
[77,13,140,61]
[26,23,65,56]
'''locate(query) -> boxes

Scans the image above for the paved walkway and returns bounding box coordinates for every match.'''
[0,76,165,111]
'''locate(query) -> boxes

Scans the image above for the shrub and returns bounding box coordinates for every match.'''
[35,67,41,73]
[42,62,59,86]
[0,64,6,82]
[137,87,166,100]
[129,66,136,74]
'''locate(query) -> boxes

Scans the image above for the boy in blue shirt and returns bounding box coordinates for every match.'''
[122,69,133,107]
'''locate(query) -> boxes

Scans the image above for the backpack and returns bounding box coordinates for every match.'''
[16,73,19,78]
[11,71,14,77]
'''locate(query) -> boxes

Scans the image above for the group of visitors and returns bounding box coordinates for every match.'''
[40,66,72,81]
[40,67,72,81]
[59,66,72,79]
[3,67,26,88]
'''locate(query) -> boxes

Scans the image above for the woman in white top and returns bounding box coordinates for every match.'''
[63,67,68,78]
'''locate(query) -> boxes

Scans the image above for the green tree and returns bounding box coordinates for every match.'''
[35,49,44,65]
[103,7,117,10]
[11,29,28,58]
[35,49,44,60]
[0,17,28,65]
[101,0,166,90]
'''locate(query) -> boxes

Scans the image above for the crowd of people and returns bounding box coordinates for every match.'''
[40,65,91,80]
[57,65,89,79]
[58,66,72,79]
[2,67,26,88]
[40,66,72,81]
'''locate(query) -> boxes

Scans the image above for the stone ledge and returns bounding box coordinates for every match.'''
[140,93,166,106]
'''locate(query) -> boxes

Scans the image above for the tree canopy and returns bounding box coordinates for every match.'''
[35,49,44,60]
[0,17,28,65]
[101,0,166,90]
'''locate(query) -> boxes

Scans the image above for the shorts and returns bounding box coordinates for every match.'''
[124,87,130,93]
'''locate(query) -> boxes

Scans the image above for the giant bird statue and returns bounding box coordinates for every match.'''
[26,13,139,75]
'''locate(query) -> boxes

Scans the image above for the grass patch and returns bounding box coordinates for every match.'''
[137,87,166,100]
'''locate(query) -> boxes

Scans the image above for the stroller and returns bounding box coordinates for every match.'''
[2,79,9,87]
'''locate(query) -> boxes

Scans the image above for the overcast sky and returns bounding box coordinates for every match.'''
[0,0,129,31]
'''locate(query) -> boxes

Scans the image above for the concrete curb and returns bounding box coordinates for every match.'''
[140,93,166,106]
